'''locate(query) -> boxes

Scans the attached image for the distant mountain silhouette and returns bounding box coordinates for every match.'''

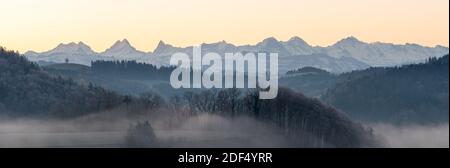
[24,37,448,73]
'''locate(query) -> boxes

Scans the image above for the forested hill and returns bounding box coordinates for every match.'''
[173,88,379,147]
[91,60,174,80]
[43,60,176,95]
[322,55,449,124]
[0,47,125,118]
[280,67,338,97]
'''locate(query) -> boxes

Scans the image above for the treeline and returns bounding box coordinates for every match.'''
[323,55,449,124]
[91,60,175,80]
[168,88,377,147]
[285,66,331,75]
[280,67,337,97]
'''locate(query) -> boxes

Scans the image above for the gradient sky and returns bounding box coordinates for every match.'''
[0,0,448,53]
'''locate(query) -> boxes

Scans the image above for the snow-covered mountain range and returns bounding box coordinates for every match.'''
[24,36,448,73]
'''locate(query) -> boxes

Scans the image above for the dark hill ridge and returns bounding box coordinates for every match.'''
[43,61,176,95]
[280,55,449,124]
[0,47,125,118]
[280,67,338,97]
[322,55,449,124]
[44,63,90,71]
[179,88,379,147]
[250,88,378,147]
[286,66,331,76]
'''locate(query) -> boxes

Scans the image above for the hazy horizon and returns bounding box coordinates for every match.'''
[9,36,448,54]
[0,0,448,53]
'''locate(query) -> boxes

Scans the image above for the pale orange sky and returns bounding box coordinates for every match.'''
[0,0,448,53]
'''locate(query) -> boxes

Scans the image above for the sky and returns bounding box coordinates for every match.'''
[0,0,448,53]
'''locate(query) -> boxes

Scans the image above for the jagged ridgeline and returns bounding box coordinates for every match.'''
[323,55,449,124]
[0,47,125,118]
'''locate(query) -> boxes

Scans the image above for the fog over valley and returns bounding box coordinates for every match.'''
[1,117,447,148]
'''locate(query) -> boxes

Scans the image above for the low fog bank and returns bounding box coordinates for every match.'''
[0,114,292,148]
[371,123,449,148]
[157,114,291,148]
[0,117,130,147]
[6,113,448,148]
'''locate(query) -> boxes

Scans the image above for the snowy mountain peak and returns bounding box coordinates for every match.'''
[257,37,285,49]
[288,36,303,42]
[204,40,235,47]
[108,39,135,51]
[77,41,88,46]
[101,39,146,59]
[157,40,168,47]
[282,36,314,55]
[49,42,95,55]
[334,36,365,46]
[343,36,360,41]
[212,40,231,45]
[435,45,449,49]
[287,36,310,47]
[121,38,130,44]
[200,40,238,54]
[260,37,279,44]
[254,37,294,56]
[24,50,39,57]
[153,40,177,54]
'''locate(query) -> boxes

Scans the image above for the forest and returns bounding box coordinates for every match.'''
[322,55,449,124]
[278,56,449,124]
[0,47,124,118]
[91,60,175,80]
